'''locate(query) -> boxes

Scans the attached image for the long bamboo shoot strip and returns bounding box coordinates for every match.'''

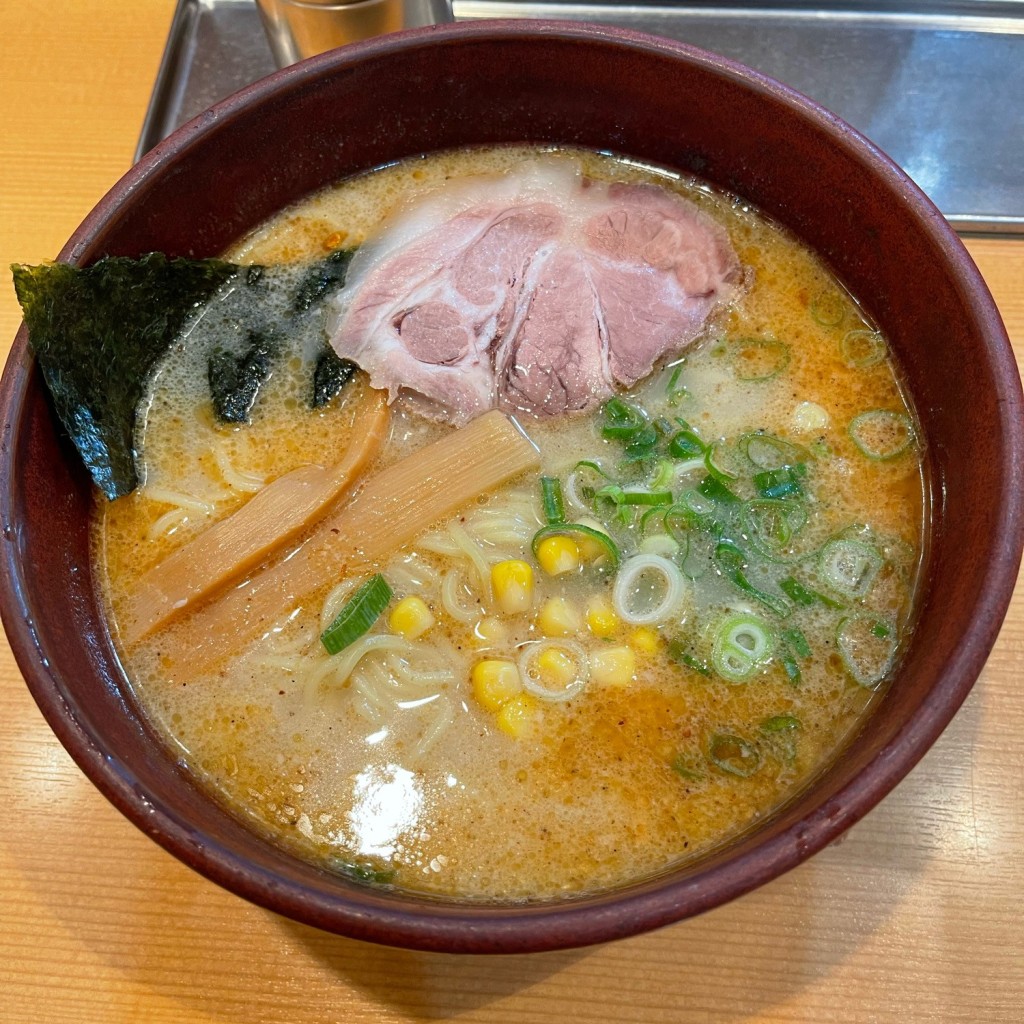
[123,387,389,645]
[161,410,540,677]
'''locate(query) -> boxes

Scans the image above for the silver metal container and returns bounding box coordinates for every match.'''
[255,0,453,66]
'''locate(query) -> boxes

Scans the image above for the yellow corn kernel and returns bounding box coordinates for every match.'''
[536,534,581,576]
[495,693,538,738]
[631,626,660,655]
[535,647,578,689]
[536,596,582,637]
[473,616,509,646]
[591,645,636,687]
[491,559,534,615]
[586,594,619,638]
[471,659,522,712]
[388,595,435,640]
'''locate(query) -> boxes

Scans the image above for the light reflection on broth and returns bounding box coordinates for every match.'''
[96,146,925,901]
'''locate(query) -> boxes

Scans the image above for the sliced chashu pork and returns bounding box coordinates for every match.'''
[329,160,740,424]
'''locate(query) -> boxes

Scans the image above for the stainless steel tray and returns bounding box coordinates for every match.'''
[138,0,1024,234]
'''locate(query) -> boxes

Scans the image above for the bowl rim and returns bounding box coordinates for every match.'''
[2,18,1022,953]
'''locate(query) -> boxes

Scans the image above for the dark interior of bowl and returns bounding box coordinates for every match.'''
[2,22,1021,953]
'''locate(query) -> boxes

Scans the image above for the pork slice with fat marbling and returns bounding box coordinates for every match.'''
[329,161,740,423]
[331,197,563,424]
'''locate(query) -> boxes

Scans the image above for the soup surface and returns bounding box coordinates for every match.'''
[97,146,925,901]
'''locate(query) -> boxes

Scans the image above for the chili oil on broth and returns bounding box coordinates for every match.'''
[95,146,925,901]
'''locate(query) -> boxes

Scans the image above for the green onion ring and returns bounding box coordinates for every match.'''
[708,732,762,777]
[848,409,914,460]
[320,573,393,655]
[841,329,886,368]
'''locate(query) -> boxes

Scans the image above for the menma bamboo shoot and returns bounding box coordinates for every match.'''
[158,410,541,676]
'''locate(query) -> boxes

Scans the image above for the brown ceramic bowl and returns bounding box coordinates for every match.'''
[1,21,1021,953]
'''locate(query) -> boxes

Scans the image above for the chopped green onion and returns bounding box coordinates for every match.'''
[779,575,844,609]
[711,610,774,682]
[671,755,706,782]
[698,475,740,504]
[667,636,712,676]
[819,538,882,599]
[623,421,660,461]
[781,627,812,659]
[666,364,691,405]
[663,503,699,537]
[848,409,914,460]
[575,459,611,478]
[612,553,688,625]
[681,652,712,676]
[810,288,846,327]
[728,337,791,381]
[837,611,898,688]
[779,654,802,685]
[639,504,670,535]
[539,475,566,525]
[601,397,646,440]
[841,329,886,368]
[620,488,673,506]
[531,523,620,570]
[714,541,791,617]
[321,574,393,655]
[778,627,810,685]
[649,459,676,492]
[744,500,808,560]
[564,460,611,511]
[779,576,816,606]
[593,483,633,525]
[595,483,626,506]
[708,732,761,777]
[738,433,811,471]
[753,465,805,499]
[703,441,741,485]
[669,429,705,459]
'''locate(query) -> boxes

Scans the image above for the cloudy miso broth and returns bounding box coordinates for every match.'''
[97,147,924,900]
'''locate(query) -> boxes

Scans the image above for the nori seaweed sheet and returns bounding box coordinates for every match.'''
[11,249,359,501]
[12,254,239,500]
[208,329,280,424]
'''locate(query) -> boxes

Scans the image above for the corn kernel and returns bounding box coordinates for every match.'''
[586,594,619,638]
[536,596,582,637]
[473,616,509,646]
[631,626,660,655]
[491,559,534,615]
[536,534,581,576]
[495,693,538,738]
[535,647,578,689]
[591,646,636,687]
[471,659,522,712]
[388,595,435,640]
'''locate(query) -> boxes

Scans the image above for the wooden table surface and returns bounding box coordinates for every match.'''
[1,3,1022,1021]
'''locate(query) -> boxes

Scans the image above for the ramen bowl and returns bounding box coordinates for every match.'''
[1,21,1021,953]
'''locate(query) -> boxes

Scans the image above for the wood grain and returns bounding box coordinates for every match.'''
[1,3,1022,1021]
